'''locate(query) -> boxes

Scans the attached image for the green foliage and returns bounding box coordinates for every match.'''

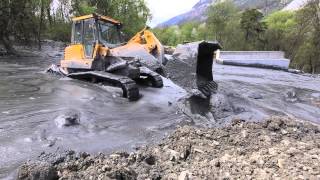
[78,0,151,37]
[240,9,267,50]
[290,0,320,73]
[47,21,71,42]
[153,0,320,73]
[154,1,244,49]
[0,0,151,53]
[265,11,296,32]
[263,11,296,52]
[206,0,239,41]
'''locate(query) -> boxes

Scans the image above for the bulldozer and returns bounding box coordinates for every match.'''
[48,13,221,101]
[48,13,165,101]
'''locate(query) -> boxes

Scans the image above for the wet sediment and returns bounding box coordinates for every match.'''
[17,116,320,179]
[3,41,320,179]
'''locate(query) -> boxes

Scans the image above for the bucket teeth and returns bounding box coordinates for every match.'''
[198,81,218,97]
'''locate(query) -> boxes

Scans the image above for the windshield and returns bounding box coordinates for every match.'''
[99,21,121,47]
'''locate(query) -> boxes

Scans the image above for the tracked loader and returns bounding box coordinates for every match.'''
[48,13,221,101]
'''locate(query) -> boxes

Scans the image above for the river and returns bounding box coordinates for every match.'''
[0,51,187,178]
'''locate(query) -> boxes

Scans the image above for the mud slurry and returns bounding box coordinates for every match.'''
[18,116,320,180]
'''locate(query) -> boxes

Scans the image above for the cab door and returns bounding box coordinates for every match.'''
[83,19,96,58]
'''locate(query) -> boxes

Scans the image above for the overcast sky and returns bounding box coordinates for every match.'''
[146,0,199,27]
[52,0,198,27]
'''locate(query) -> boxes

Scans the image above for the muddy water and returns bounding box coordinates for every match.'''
[1,49,320,178]
[0,55,187,178]
[213,64,320,124]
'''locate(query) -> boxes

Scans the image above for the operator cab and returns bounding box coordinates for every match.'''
[71,14,123,58]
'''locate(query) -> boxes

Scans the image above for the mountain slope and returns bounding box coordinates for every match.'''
[283,0,310,11]
[157,0,294,28]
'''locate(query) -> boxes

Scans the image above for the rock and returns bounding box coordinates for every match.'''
[210,159,221,167]
[106,167,138,180]
[164,46,175,55]
[54,111,80,128]
[110,154,121,159]
[211,140,220,146]
[17,162,58,180]
[248,92,263,99]
[194,148,205,154]
[164,54,174,65]
[102,165,112,172]
[168,149,180,161]
[285,89,298,102]
[144,155,156,165]
[78,152,90,159]
[17,117,320,179]
[165,173,178,180]
[46,138,57,147]
[210,94,234,119]
[277,159,285,169]
[241,130,248,138]
[288,69,303,74]
[173,42,199,61]
[178,171,192,180]
[265,118,284,131]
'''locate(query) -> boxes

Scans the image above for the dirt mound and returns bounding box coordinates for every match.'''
[17,117,320,180]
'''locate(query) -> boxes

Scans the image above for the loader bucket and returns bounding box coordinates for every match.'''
[197,41,221,82]
[196,41,222,97]
[165,41,222,97]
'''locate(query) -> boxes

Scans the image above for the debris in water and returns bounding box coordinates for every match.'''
[54,111,80,128]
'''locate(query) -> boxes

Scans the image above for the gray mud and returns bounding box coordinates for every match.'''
[0,44,187,179]
[1,42,320,179]
[17,117,320,179]
[167,57,320,126]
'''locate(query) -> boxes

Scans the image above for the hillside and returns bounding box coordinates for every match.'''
[157,0,294,28]
[283,0,310,11]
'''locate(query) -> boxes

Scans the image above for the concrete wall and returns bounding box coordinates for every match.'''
[216,51,291,70]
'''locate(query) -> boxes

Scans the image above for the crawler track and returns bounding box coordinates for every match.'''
[139,67,164,88]
[68,71,140,101]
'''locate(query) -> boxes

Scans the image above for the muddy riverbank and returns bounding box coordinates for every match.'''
[0,44,188,179]
[1,42,320,179]
[17,116,320,179]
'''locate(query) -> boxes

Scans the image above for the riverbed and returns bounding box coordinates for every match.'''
[0,52,187,179]
[1,45,320,179]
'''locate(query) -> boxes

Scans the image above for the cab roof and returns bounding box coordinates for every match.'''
[72,13,121,25]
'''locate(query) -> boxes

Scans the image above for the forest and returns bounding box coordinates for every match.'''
[0,0,150,53]
[154,0,320,73]
[0,0,319,73]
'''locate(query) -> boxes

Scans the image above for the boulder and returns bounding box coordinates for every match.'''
[17,162,58,180]
[54,111,80,128]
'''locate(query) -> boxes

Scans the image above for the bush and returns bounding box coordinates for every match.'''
[46,21,72,42]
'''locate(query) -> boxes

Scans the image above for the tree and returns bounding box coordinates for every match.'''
[292,0,320,73]
[264,11,296,51]
[240,9,267,50]
[85,0,151,37]
[0,0,151,54]
[0,0,38,54]
[206,0,239,43]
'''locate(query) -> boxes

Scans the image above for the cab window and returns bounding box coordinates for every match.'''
[83,19,96,57]
[99,21,121,46]
[73,22,82,44]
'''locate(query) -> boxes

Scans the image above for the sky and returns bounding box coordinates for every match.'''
[52,0,199,27]
[146,0,199,27]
